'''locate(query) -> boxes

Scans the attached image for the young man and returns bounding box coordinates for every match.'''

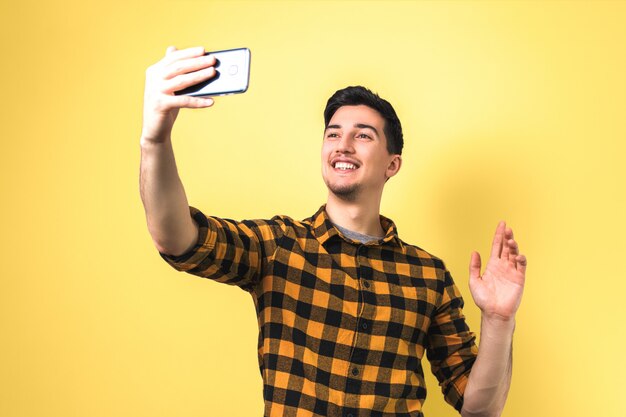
[140,46,527,417]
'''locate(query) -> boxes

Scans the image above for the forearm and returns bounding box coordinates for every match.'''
[461,316,515,417]
[139,136,198,256]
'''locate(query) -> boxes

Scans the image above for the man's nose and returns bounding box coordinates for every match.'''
[335,134,355,153]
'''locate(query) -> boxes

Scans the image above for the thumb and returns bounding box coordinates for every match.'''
[166,45,177,55]
[469,251,481,281]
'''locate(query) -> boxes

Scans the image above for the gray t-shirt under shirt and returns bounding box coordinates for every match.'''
[333,223,381,244]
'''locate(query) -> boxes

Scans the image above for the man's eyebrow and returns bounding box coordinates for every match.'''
[355,123,379,135]
[324,123,379,135]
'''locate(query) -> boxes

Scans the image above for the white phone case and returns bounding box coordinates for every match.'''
[175,47,251,97]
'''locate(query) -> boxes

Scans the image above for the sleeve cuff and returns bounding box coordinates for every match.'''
[158,206,217,272]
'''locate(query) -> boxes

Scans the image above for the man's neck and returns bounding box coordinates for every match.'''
[325,192,385,238]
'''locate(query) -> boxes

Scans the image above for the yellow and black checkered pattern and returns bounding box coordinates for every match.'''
[159,205,478,416]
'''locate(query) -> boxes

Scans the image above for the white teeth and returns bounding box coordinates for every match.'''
[334,162,356,170]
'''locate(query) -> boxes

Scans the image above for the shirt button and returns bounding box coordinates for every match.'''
[347,414,354,417]
[361,322,368,330]
[352,367,359,376]
[363,280,370,288]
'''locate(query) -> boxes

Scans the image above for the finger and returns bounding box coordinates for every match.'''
[161,46,205,66]
[166,45,177,55]
[515,254,527,275]
[507,238,519,263]
[162,54,217,80]
[165,94,215,109]
[501,227,513,260]
[490,221,506,259]
[469,251,482,281]
[162,67,217,94]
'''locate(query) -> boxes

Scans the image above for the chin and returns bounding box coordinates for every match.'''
[327,183,360,202]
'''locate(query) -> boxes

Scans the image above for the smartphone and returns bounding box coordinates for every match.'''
[175,47,251,97]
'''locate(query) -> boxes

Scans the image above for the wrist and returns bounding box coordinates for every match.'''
[140,133,171,148]
[481,313,516,335]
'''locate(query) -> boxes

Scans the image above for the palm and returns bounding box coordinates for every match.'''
[469,222,527,320]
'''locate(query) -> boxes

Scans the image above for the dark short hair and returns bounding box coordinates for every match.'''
[324,86,404,155]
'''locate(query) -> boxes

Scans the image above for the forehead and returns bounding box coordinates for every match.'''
[328,105,385,129]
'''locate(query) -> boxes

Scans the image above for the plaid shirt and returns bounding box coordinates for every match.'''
[159,205,478,417]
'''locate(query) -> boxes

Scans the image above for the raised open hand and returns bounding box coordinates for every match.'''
[469,221,527,321]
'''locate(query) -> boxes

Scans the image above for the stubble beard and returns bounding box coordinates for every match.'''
[325,178,361,202]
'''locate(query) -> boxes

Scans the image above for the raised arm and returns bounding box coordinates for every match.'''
[139,46,216,256]
[461,221,527,417]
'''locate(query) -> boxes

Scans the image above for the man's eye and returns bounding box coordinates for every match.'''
[326,133,339,138]
[357,133,371,139]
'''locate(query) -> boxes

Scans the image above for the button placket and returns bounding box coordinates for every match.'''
[344,244,372,409]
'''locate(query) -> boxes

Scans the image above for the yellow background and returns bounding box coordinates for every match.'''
[1,1,624,416]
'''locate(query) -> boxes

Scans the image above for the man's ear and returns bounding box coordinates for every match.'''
[386,155,402,179]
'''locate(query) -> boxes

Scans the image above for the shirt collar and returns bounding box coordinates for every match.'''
[309,204,404,248]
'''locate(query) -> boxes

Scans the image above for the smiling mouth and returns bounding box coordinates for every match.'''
[333,161,358,171]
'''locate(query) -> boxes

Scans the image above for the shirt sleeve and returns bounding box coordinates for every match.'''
[158,206,285,292]
[426,268,478,413]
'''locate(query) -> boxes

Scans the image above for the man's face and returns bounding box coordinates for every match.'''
[321,105,401,201]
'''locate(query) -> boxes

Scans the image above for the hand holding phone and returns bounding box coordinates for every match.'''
[141,46,217,144]
[141,46,250,144]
